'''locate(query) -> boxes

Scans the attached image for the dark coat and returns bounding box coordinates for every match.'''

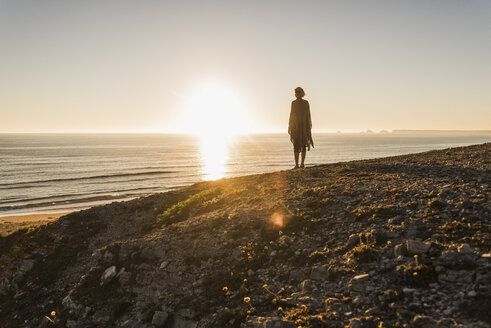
[288,98,313,151]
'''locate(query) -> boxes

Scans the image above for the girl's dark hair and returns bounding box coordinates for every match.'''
[295,87,305,98]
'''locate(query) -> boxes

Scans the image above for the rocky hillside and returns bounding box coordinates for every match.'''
[1,143,490,328]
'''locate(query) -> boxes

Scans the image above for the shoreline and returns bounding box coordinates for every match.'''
[0,212,69,236]
[1,142,489,236]
[1,138,489,223]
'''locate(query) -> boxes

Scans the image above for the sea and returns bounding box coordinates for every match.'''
[0,133,489,217]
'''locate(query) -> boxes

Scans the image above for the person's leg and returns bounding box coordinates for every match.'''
[294,152,299,168]
[300,149,306,168]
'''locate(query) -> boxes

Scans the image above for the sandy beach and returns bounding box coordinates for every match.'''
[0,213,69,236]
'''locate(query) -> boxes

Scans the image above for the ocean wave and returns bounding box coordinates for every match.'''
[0,190,162,212]
[0,186,168,206]
[0,184,49,190]
[0,170,173,187]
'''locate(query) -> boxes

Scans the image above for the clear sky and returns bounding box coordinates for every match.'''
[1,0,490,133]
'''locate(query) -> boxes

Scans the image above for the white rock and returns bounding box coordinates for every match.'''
[100,266,117,286]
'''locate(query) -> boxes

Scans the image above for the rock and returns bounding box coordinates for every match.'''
[348,318,362,328]
[364,306,379,315]
[388,216,402,225]
[0,277,11,296]
[324,297,343,312]
[475,270,491,284]
[171,316,197,328]
[458,243,474,254]
[428,199,446,210]
[438,270,474,284]
[177,308,195,319]
[348,274,369,293]
[438,251,475,269]
[288,268,306,283]
[100,266,117,286]
[152,311,168,327]
[371,228,399,243]
[310,265,329,281]
[347,233,360,247]
[430,233,443,240]
[165,262,179,273]
[300,279,313,291]
[297,295,322,307]
[19,259,35,273]
[412,315,438,328]
[103,251,113,262]
[406,240,431,255]
[394,244,407,257]
[118,271,132,285]
[115,267,126,279]
[14,259,36,283]
[121,319,141,328]
[141,247,165,260]
[62,295,84,316]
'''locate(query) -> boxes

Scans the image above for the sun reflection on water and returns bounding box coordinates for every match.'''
[200,135,230,181]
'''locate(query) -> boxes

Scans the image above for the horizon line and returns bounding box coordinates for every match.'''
[0,129,490,135]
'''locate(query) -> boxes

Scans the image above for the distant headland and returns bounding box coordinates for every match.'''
[391,129,491,134]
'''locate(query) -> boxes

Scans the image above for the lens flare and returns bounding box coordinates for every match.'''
[270,212,284,227]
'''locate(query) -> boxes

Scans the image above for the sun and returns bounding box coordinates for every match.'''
[182,82,248,137]
[180,82,249,180]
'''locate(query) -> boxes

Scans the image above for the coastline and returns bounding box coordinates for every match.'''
[0,143,489,327]
[2,134,490,222]
[0,212,69,236]
[1,141,489,236]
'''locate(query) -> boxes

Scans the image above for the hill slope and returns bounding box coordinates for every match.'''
[1,143,490,328]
